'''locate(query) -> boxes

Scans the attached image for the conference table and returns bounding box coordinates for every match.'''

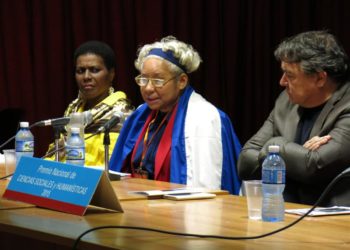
[0,175,349,249]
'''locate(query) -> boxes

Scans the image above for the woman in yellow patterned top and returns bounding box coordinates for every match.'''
[47,41,133,166]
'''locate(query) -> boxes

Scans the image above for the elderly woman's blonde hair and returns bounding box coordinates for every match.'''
[135,36,202,74]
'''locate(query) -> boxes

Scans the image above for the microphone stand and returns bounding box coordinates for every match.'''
[103,128,111,178]
[52,125,65,161]
[102,128,120,181]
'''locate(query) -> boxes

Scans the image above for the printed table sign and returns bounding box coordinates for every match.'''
[3,156,123,216]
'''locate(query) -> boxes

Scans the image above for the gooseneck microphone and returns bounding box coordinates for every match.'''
[0,111,93,151]
[34,110,93,127]
[35,117,71,127]
[97,112,123,133]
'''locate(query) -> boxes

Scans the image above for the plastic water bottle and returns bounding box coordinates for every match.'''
[66,127,85,166]
[15,121,34,164]
[261,145,286,222]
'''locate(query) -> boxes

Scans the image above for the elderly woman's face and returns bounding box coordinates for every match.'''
[75,54,114,105]
[140,57,186,112]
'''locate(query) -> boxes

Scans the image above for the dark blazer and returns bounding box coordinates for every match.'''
[238,82,350,206]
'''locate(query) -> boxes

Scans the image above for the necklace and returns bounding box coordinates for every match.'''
[132,110,172,179]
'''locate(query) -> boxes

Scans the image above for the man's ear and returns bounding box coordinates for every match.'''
[316,71,327,87]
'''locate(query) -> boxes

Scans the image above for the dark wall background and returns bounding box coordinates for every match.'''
[1,0,350,156]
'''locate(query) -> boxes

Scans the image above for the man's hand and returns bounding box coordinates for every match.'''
[303,135,332,151]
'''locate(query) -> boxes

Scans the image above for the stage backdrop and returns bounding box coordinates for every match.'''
[1,0,350,156]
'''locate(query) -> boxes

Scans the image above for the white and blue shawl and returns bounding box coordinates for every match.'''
[109,86,242,194]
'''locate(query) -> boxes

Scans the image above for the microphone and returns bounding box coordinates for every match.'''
[35,111,93,127]
[35,117,71,127]
[97,112,123,133]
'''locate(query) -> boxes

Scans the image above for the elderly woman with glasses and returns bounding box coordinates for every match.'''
[109,36,241,194]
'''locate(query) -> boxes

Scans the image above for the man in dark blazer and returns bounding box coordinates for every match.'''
[238,30,350,206]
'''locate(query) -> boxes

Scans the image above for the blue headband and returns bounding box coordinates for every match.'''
[147,48,187,72]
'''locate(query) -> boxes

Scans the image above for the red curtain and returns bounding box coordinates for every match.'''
[1,0,350,156]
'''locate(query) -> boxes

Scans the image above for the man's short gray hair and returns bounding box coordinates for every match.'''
[274,30,349,84]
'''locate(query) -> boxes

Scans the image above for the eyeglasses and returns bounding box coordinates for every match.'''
[135,75,179,88]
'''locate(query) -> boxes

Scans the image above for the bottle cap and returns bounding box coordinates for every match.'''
[71,127,80,134]
[268,145,280,153]
[19,121,29,128]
